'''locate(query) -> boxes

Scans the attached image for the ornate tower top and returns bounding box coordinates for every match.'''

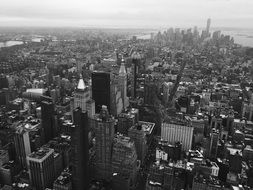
[77,74,86,90]
[119,58,127,76]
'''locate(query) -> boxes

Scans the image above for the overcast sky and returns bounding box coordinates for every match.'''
[0,0,252,28]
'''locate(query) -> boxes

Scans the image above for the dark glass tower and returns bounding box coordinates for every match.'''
[131,52,141,98]
[0,74,8,89]
[70,108,89,190]
[91,71,111,113]
[41,101,54,143]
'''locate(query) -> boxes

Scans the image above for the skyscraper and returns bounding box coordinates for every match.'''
[91,105,115,180]
[128,124,146,163]
[14,126,31,169]
[74,74,91,112]
[110,75,123,116]
[70,108,89,190]
[112,134,138,190]
[144,81,158,105]
[131,51,141,98]
[91,71,111,113]
[206,18,211,35]
[209,129,219,158]
[118,58,128,110]
[41,100,55,143]
[27,147,55,190]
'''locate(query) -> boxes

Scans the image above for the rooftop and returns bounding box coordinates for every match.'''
[26,88,45,95]
[132,121,155,135]
[77,75,87,90]
[114,134,134,148]
[27,147,54,161]
[54,171,71,186]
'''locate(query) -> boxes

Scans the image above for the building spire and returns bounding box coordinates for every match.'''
[77,74,86,90]
[119,58,126,76]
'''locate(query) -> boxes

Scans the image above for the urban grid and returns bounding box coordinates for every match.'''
[0,3,253,190]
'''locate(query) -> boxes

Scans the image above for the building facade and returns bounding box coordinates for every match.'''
[161,122,193,151]
[27,148,55,190]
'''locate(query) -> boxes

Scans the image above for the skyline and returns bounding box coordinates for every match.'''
[0,0,253,28]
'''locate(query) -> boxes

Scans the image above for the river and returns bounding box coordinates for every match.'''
[0,38,43,48]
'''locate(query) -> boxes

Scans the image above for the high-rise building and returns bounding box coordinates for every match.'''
[163,82,173,104]
[41,100,55,143]
[206,18,211,35]
[27,147,55,190]
[74,74,91,112]
[0,162,14,185]
[144,81,158,105]
[128,121,155,163]
[91,71,111,113]
[118,59,129,110]
[70,108,89,190]
[117,112,135,135]
[91,105,115,180]
[161,120,194,151]
[212,30,221,40]
[110,76,123,116]
[53,170,72,190]
[112,134,139,190]
[86,99,95,118]
[128,125,146,163]
[14,127,31,169]
[0,74,8,90]
[131,51,141,98]
[0,150,9,167]
[242,102,253,122]
[209,129,219,158]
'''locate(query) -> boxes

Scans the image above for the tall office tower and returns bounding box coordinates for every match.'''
[210,115,223,130]
[110,76,123,116]
[86,99,95,118]
[74,74,91,112]
[91,71,111,113]
[0,74,8,89]
[112,135,138,190]
[206,18,211,34]
[0,150,9,167]
[27,147,55,190]
[212,30,221,40]
[14,127,31,169]
[118,59,129,110]
[161,120,194,151]
[164,166,174,189]
[53,170,72,190]
[193,26,198,37]
[91,105,115,180]
[117,113,135,135]
[186,116,205,144]
[163,82,173,104]
[70,108,89,190]
[144,81,158,105]
[128,125,147,163]
[131,51,141,98]
[0,88,9,106]
[41,100,55,143]
[209,129,219,158]
[242,102,253,122]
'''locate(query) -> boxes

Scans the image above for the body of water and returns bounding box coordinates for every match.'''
[221,29,253,47]
[0,40,24,48]
[0,38,43,48]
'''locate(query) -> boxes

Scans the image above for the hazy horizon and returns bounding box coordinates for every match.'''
[1,0,253,29]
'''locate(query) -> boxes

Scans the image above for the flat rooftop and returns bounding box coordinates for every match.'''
[27,147,54,162]
[134,121,155,135]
